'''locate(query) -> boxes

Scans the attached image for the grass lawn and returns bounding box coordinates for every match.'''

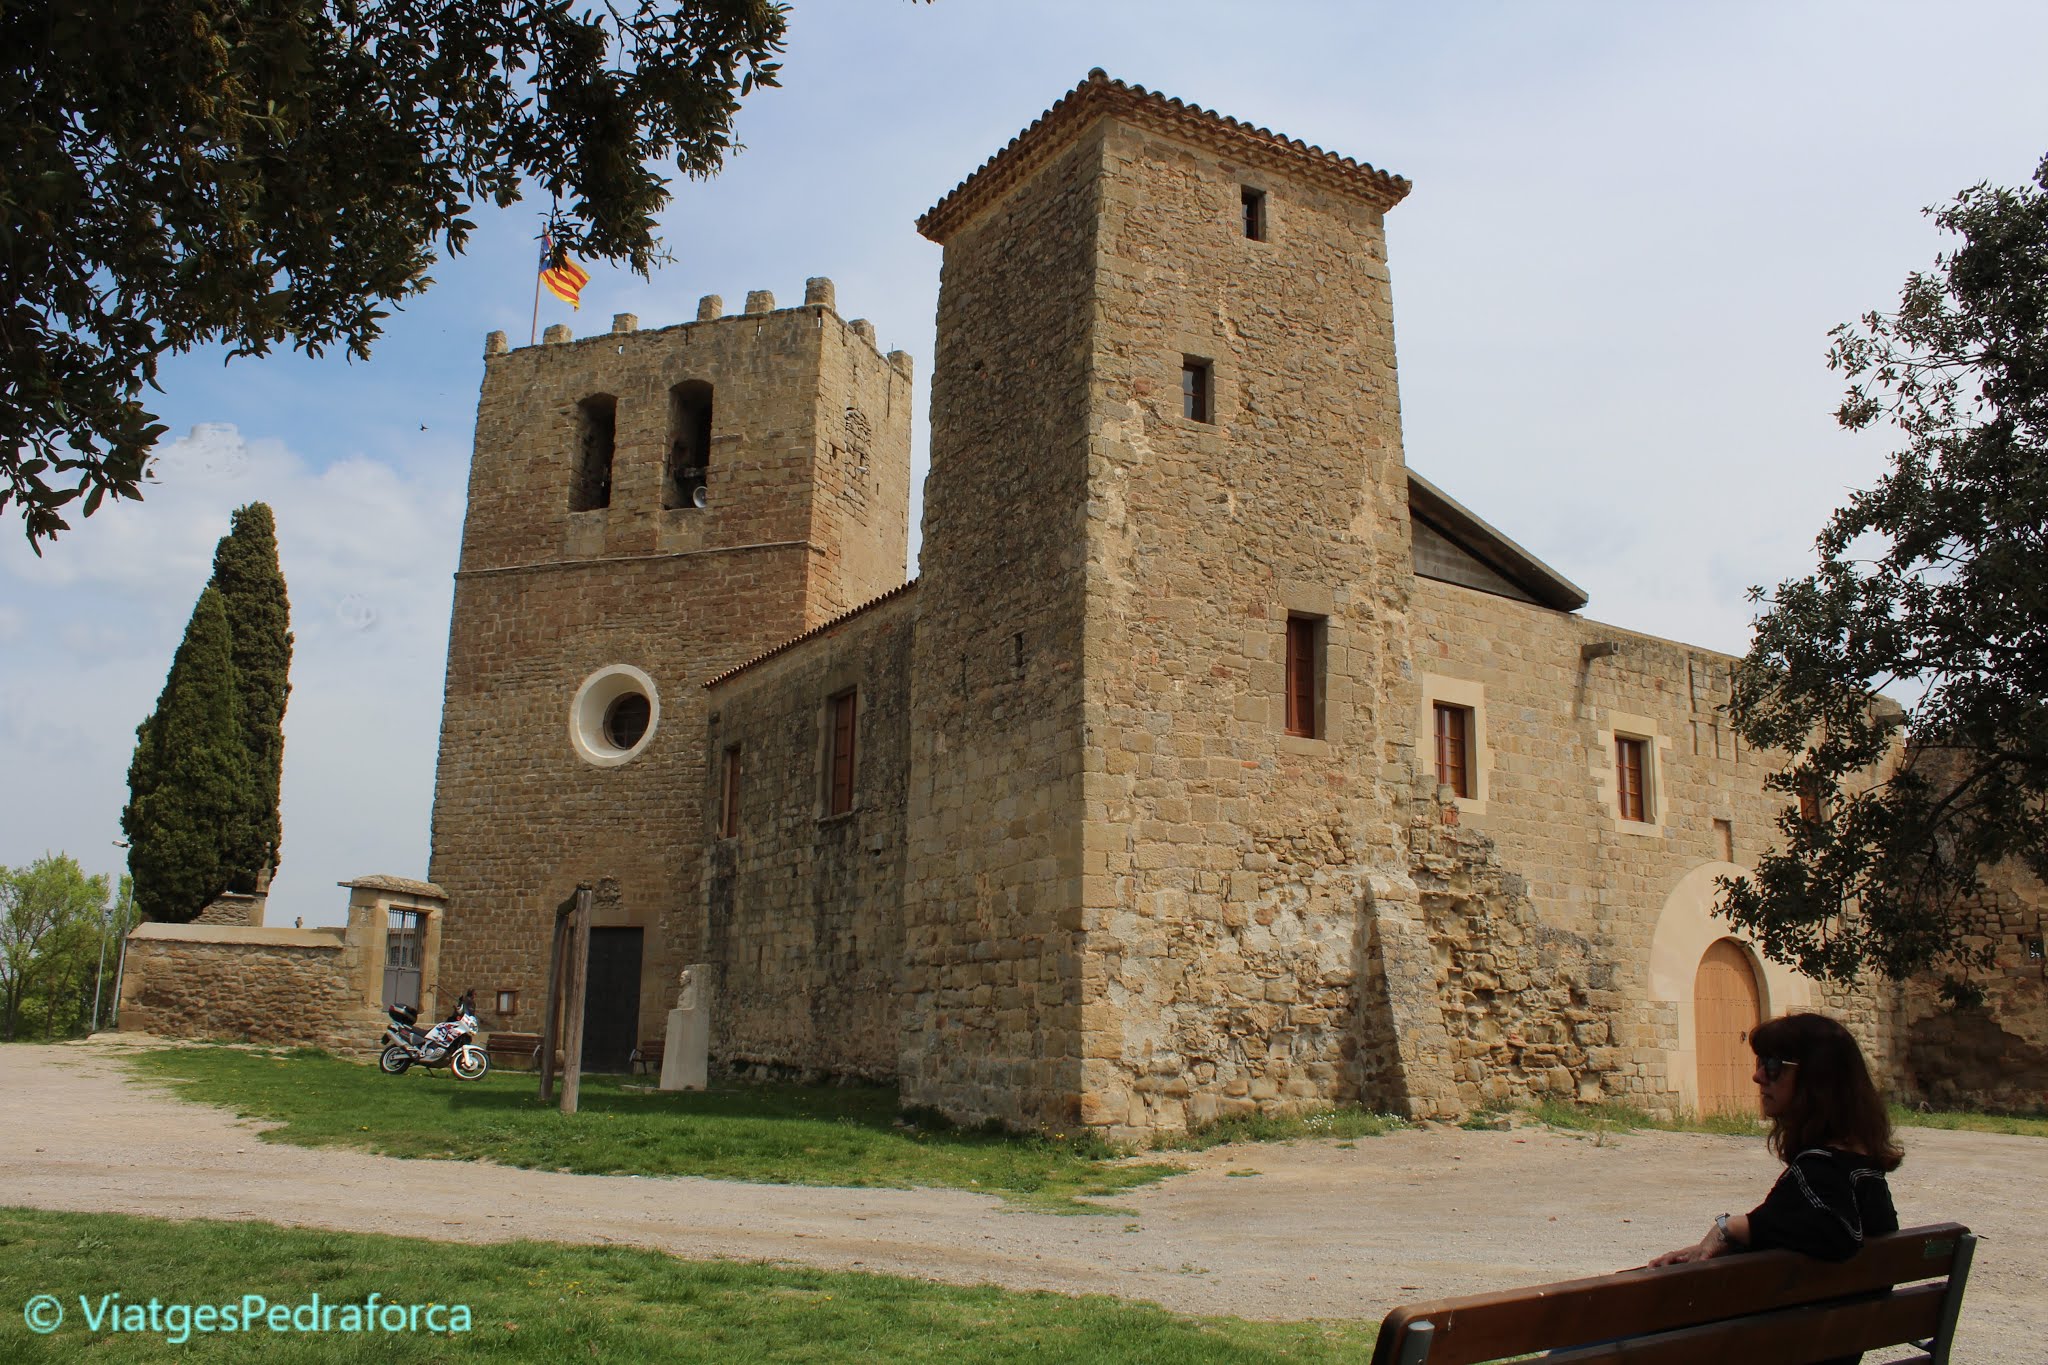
[0,1207,1377,1362]
[1510,1096,2048,1141]
[1887,1104,2048,1138]
[127,1046,1185,1212]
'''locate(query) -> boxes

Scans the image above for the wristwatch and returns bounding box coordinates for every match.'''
[1715,1213,1735,1244]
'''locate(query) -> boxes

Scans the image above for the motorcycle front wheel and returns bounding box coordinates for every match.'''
[379,1044,413,1075]
[451,1045,490,1081]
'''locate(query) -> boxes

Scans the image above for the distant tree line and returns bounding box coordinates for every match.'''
[0,854,135,1042]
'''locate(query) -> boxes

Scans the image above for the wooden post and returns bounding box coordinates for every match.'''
[558,883,594,1115]
[537,889,576,1104]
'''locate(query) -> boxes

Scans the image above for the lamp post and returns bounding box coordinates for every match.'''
[94,839,130,1033]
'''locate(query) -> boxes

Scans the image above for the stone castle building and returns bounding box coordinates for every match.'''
[426,72,2046,1133]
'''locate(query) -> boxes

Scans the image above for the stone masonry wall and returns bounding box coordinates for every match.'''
[1896,860,2048,1113]
[900,130,1102,1130]
[702,589,917,1079]
[432,295,910,1054]
[1074,115,1418,1137]
[116,924,385,1057]
[1409,574,1891,1110]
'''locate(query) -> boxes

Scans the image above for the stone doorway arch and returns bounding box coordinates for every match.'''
[1647,862,1812,1112]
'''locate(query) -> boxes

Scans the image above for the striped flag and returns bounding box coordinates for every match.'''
[540,234,591,309]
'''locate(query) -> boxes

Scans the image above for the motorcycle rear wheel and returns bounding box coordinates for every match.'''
[451,1045,490,1081]
[378,1044,413,1075]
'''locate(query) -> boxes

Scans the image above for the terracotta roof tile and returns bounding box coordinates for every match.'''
[704,579,920,688]
[920,69,1411,242]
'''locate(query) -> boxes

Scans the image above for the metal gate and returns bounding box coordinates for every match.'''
[383,908,424,1010]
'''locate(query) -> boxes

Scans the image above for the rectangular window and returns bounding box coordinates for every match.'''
[1181,357,1212,424]
[1796,776,1824,825]
[570,394,616,511]
[1616,736,1649,822]
[1433,702,1472,798]
[1284,616,1321,738]
[1714,818,1734,862]
[719,745,741,839]
[1241,186,1267,240]
[827,690,857,816]
[665,381,714,510]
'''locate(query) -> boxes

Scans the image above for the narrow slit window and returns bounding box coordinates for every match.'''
[570,394,616,511]
[1241,186,1267,241]
[827,690,857,816]
[1284,615,1321,738]
[1616,737,1649,822]
[665,380,714,510]
[719,745,742,839]
[1182,357,1213,424]
[1433,702,1472,798]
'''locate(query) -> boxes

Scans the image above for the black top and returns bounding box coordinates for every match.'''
[1746,1147,1899,1262]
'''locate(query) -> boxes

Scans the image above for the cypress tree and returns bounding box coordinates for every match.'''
[206,502,292,891]
[121,588,253,922]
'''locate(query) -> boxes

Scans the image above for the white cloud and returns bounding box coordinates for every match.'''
[0,424,464,925]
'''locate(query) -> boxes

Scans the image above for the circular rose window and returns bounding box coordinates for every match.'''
[570,665,660,767]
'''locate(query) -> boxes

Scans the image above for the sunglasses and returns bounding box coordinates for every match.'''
[1758,1057,1801,1082]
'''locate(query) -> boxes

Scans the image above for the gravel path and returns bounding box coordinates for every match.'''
[2,1039,2038,1360]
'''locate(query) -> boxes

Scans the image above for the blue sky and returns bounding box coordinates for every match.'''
[5,2,2045,925]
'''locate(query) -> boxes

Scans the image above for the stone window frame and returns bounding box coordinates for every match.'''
[568,664,660,769]
[1595,709,1670,837]
[1162,330,1233,442]
[1417,673,1492,815]
[1267,582,1345,754]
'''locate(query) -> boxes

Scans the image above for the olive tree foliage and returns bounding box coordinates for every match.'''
[1719,157,2048,1001]
[3,0,789,548]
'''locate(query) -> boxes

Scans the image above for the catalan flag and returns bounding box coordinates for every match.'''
[540,234,590,309]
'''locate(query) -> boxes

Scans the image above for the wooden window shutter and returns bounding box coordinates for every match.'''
[1434,703,1469,798]
[1285,617,1317,738]
[829,691,857,815]
[1617,737,1646,821]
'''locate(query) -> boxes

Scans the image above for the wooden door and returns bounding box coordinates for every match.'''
[1695,938,1761,1114]
[580,927,644,1073]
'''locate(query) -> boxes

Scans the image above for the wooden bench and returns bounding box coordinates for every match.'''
[484,1031,543,1070]
[1370,1222,1975,1364]
[629,1037,665,1075]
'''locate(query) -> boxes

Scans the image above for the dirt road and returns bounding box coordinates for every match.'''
[1,1040,2036,1360]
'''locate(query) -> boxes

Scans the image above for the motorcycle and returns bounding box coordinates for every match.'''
[379,989,490,1080]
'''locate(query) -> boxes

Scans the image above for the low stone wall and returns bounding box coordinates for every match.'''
[116,923,386,1057]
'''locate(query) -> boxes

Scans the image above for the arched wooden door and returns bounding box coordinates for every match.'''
[1695,938,1761,1114]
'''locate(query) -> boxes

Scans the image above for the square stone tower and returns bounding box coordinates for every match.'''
[902,72,1418,1134]
[430,289,912,1065]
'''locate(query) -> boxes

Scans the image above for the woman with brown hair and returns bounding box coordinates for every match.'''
[1653,1011,1903,1267]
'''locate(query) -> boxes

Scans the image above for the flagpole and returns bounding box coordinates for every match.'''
[530,235,544,347]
